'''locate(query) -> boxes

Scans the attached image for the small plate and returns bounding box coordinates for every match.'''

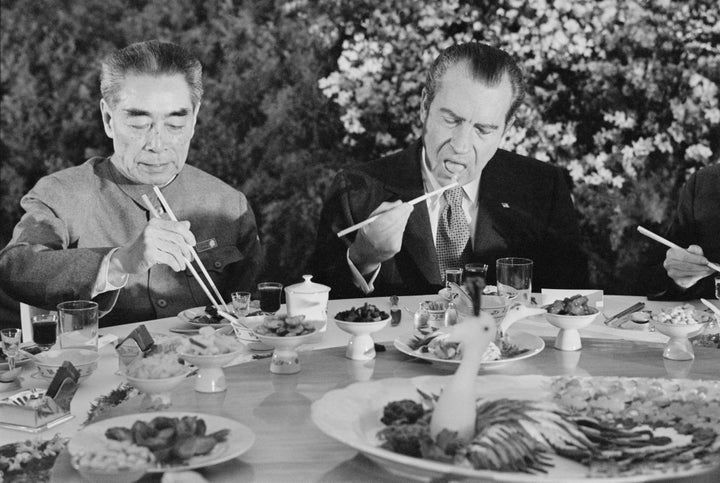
[68,411,254,473]
[178,307,232,328]
[394,330,544,368]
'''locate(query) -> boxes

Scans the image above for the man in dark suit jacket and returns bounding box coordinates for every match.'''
[312,43,588,298]
[645,164,720,300]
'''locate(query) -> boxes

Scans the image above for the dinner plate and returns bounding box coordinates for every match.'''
[68,411,254,473]
[394,330,544,367]
[311,375,720,482]
[178,307,232,328]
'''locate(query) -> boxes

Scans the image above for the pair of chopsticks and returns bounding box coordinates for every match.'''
[336,181,459,238]
[141,188,238,324]
[603,301,645,326]
[637,226,720,273]
[700,298,720,317]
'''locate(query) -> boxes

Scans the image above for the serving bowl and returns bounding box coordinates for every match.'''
[124,371,192,407]
[545,311,600,351]
[334,317,390,360]
[653,320,709,361]
[178,350,243,393]
[33,348,100,380]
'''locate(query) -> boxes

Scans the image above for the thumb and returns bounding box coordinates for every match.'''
[686,244,705,256]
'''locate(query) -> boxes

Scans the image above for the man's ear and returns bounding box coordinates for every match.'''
[420,88,429,121]
[100,99,114,139]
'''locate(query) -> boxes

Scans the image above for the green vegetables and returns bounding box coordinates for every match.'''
[336,303,389,322]
[105,415,229,465]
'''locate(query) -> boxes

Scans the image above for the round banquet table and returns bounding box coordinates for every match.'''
[0,294,718,482]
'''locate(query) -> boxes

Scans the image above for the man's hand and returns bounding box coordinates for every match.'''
[111,218,197,276]
[348,200,414,274]
[664,244,715,289]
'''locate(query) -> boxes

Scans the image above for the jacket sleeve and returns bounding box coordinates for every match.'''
[0,177,115,312]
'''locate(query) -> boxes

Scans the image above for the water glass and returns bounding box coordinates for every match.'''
[496,258,533,306]
[31,313,58,350]
[57,300,99,350]
[464,263,488,282]
[232,291,252,316]
[444,268,463,288]
[1,328,22,371]
[258,282,283,315]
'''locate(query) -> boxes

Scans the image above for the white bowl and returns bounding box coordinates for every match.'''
[334,317,390,360]
[653,320,709,361]
[178,350,244,393]
[124,371,192,406]
[545,311,600,351]
[34,348,99,380]
[253,322,323,374]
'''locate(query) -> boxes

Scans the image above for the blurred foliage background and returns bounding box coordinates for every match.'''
[1,0,718,310]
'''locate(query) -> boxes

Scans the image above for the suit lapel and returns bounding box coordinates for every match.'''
[384,142,442,285]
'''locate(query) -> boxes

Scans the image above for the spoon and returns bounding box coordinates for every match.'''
[0,367,22,383]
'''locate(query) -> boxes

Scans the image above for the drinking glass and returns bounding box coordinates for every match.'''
[258,282,283,315]
[496,258,533,306]
[715,276,720,300]
[444,268,463,288]
[57,300,99,350]
[463,263,488,282]
[1,328,22,371]
[31,313,58,350]
[232,291,252,317]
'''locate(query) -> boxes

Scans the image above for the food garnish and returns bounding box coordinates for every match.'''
[546,294,598,315]
[378,376,720,476]
[105,415,229,466]
[0,434,67,482]
[255,314,315,337]
[336,303,389,322]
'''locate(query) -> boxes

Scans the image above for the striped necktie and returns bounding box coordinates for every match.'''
[436,186,471,282]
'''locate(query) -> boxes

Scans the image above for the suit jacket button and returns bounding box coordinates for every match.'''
[157,299,168,308]
[213,261,222,268]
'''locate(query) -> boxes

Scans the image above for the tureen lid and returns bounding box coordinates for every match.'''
[285,275,331,294]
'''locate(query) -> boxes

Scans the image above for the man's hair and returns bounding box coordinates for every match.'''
[424,42,525,124]
[100,40,203,108]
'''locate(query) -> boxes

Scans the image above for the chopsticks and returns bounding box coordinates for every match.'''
[603,301,645,326]
[152,186,230,308]
[637,226,720,273]
[141,193,233,318]
[336,181,459,238]
[700,298,720,317]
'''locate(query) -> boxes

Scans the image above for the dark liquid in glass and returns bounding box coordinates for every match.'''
[259,286,282,313]
[33,321,57,347]
[391,308,402,325]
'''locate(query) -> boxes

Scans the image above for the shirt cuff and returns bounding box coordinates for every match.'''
[92,247,129,298]
[346,248,381,294]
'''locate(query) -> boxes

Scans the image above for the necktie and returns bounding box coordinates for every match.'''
[436,186,471,282]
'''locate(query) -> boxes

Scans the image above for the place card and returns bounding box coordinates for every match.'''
[0,361,80,432]
[116,324,155,372]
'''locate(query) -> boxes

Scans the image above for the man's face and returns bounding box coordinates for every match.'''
[421,63,513,186]
[101,74,198,185]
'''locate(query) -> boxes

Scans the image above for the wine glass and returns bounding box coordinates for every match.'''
[1,328,23,371]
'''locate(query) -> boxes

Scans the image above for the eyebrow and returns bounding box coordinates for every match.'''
[123,108,191,118]
[439,108,500,131]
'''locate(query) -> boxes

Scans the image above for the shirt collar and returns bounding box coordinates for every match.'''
[420,146,480,204]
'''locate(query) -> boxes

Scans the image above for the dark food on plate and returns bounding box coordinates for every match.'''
[0,434,67,481]
[105,415,229,465]
[692,332,720,348]
[255,314,316,337]
[546,295,598,316]
[191,305,226,325]
[336,303,389,322]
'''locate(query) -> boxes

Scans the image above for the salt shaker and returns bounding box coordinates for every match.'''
[414,303,429,330]
[444,302,458,326]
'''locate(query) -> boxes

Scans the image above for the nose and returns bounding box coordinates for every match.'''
[144,125,166,152]
[449,124,471,154]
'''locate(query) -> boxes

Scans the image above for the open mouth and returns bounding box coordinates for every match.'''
[443,159,467,174]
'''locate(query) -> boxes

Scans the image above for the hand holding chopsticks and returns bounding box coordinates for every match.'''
[336,181,459,238]
[141,193,234,319]
[637,226,720,273]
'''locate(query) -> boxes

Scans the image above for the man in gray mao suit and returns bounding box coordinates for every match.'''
[0,41,262,327]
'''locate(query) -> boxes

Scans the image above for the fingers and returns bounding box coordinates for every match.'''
[144,218,197,271]
[664,246,713,288]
